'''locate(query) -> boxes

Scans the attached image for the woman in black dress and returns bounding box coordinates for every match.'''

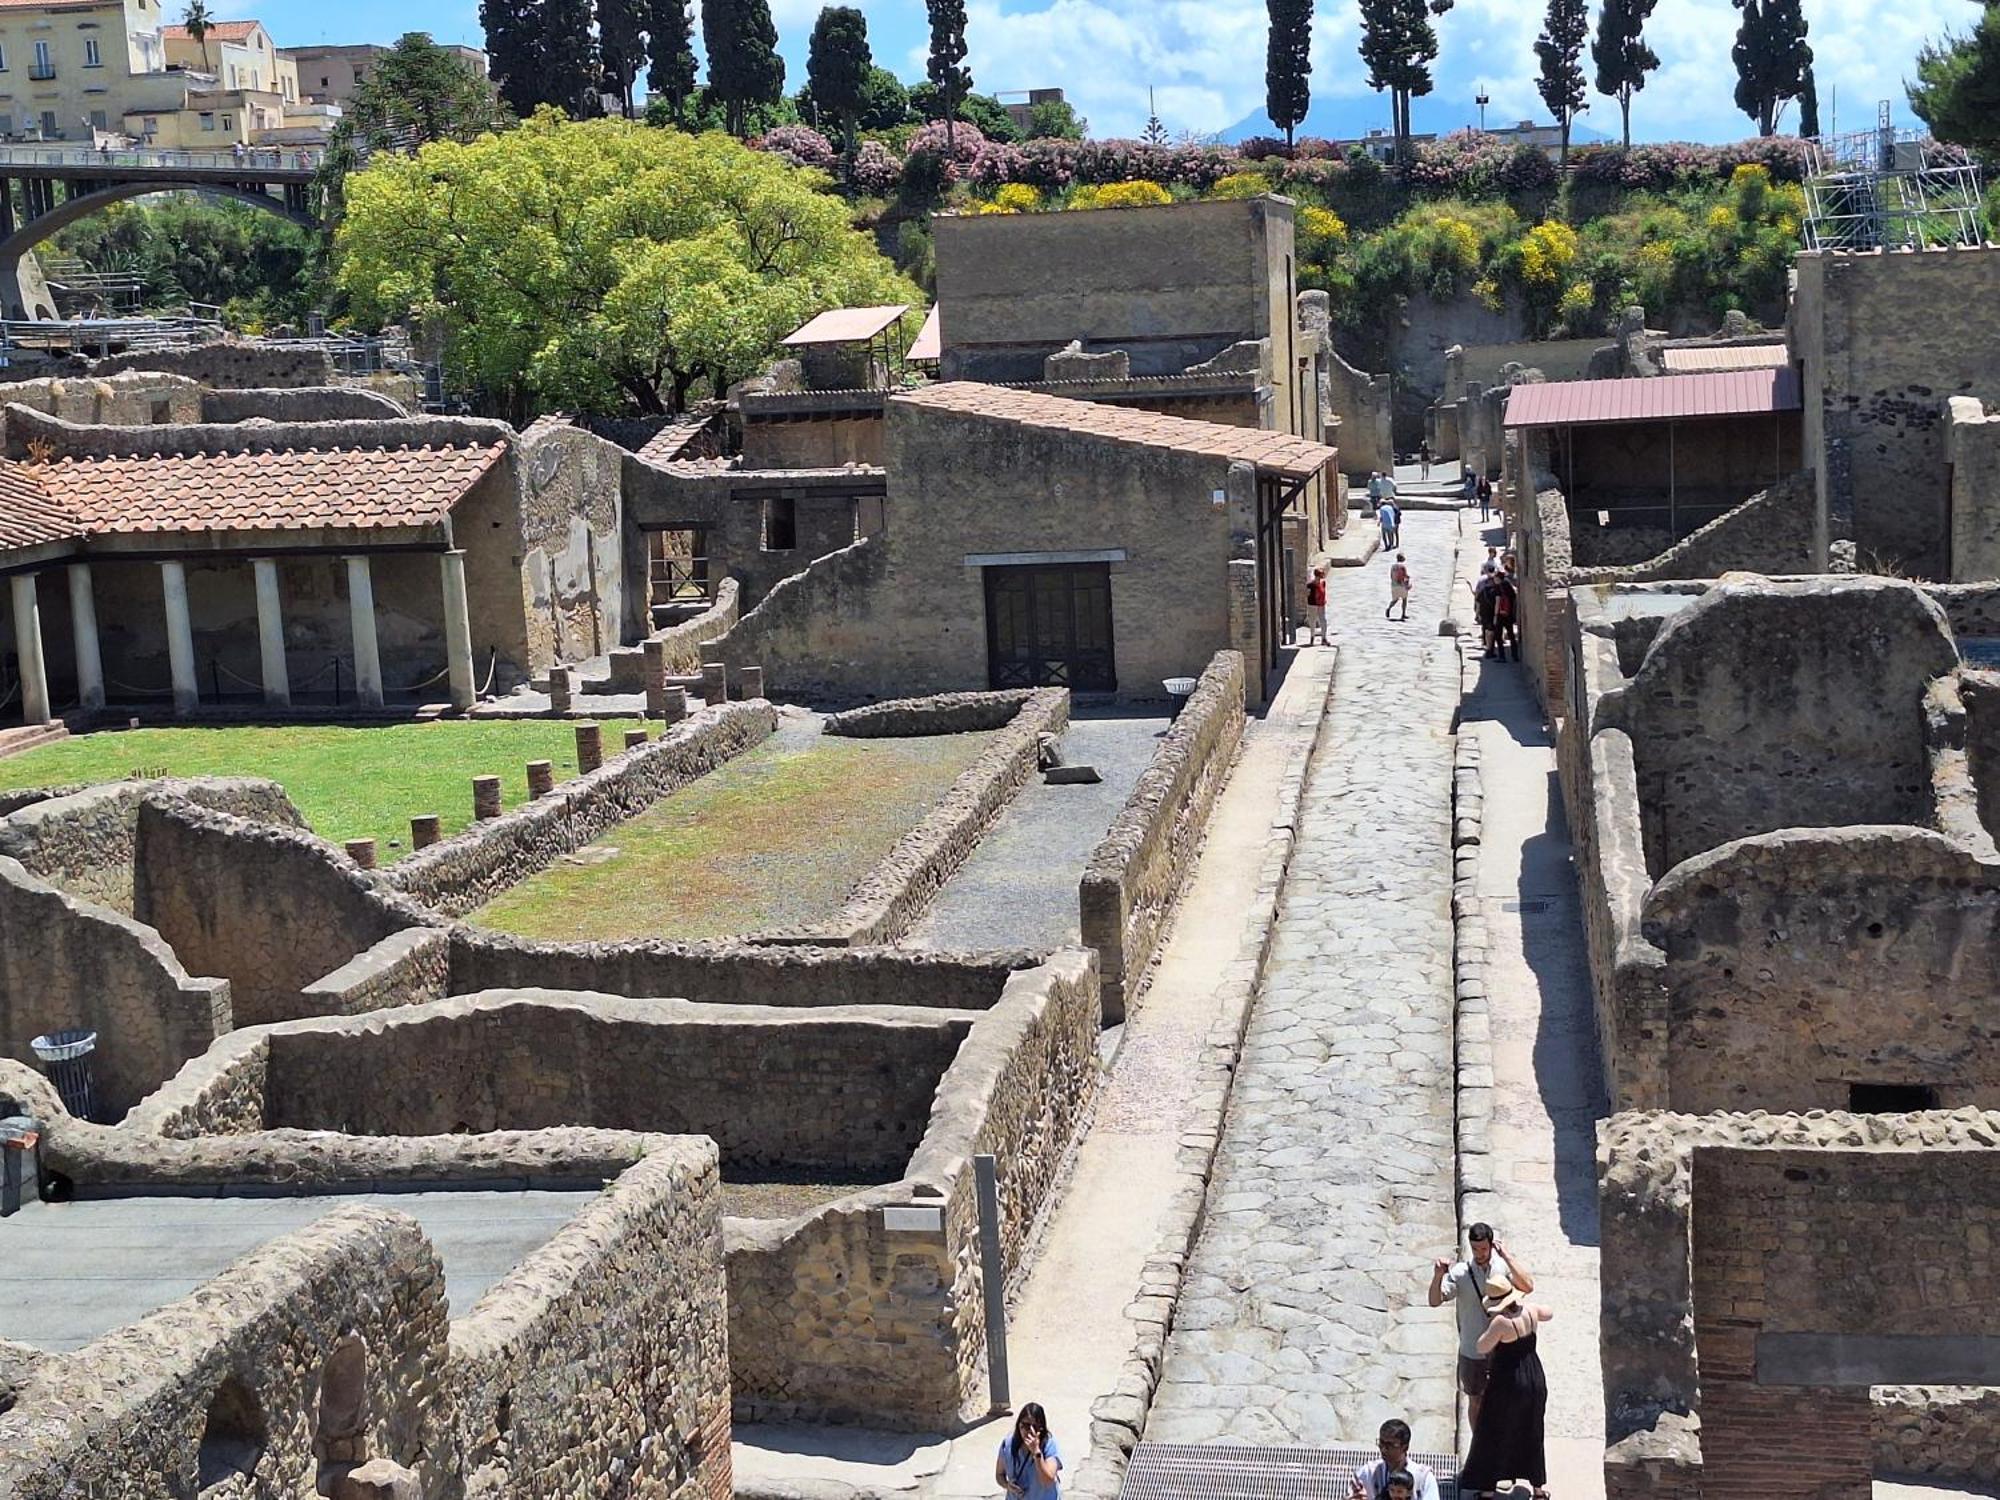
[1458,1278,1554,1499]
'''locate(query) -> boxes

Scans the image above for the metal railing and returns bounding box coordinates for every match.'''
[650,556,714,602]
[0,141,323,173]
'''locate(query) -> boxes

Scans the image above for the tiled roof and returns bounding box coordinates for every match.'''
[0,461,78,550]
[892,381,1337,480]
[1504,368,1802,429]
[636,415,717,465]
[37,442,505,535]
[162,19,265,39]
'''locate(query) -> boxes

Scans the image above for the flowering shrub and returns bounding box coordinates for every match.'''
[845,140,904,196]
[970,142,1030,187]
[1500,144,1559,192]
[1071,179,1173,209]
[989,182,1043,212]
[907,120,989,167]
[1017,137,1080,190]
[1299,205,1348,250]
[1293,137,1343,160]
[1210,170,1277,200]
[755,126,837,172]
[1516,220,1579,287]
[1238,136,1291,161]
[1403,130,1515,198]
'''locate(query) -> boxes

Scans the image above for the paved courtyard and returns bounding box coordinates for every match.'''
[1148,510,1463,1447]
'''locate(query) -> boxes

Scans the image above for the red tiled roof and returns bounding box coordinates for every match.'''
[37,443,504,535]
[162,19,265,39]
[0,461,78,550]
[893,382,1337,480]
[1504,368,1801,429]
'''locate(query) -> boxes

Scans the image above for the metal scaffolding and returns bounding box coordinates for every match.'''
[1802,102,1986,252]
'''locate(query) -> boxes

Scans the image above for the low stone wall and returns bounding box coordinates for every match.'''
[199,385,412,424]
[0,1204,454,1497]
[91,341,335,388]
[727,948,1100,1429]
[385,700,777,915]
[444,930,1028,1009]
[823,688,1040,738]
[0,776,303,915]
[299,927,453,1018]
[1571,471,1816,585]
[605,577,742,689]
[134,798,433,1029]
[707,535,892,703]
[0,856,231,1121]
[451,1141,732,1500]
[761,688,1068,945]
[1079,651,1245,1023]
[1876,1386,2000,1483]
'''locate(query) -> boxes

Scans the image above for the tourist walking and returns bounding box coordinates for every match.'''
[1377,497,1400,551]
[1365,471,1384,515]
[1427,1223,1534,1427]
[1418,440,1432,480]
[1306,566,1331,646]
[1478,475,1493,523]
[1457,1281,1554,1500]
[1347,1419,1442,1500]
[1489,570,1519,661]
[1386,553,1412,621]
[996,1403,1063,1500]
[1474,568,1498,656]
[1461,470,1479,508]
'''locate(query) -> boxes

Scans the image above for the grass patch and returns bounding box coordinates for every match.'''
[0,721,640,859]
[473,727,994,941]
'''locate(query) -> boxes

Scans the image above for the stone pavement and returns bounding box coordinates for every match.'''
[1147,512,1463,1449]
[1455,513,1610,1491]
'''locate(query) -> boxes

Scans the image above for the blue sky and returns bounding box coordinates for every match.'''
[227,0,1962,144]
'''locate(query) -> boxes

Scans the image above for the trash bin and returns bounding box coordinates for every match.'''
[1162,677,1198,721]
[30,1028,98,1122]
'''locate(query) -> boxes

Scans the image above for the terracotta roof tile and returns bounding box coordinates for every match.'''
[892,382,1337,480]
[162,19,264,39]
[36,442,505,536]
[0,461,78,550]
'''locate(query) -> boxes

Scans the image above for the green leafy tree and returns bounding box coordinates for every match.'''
[182,0,213,70]
[1592,0,1658,149]
[57,198,318,325]
[1359,0,1453,160]
[925,0,973,149]
[334,112,917,419]
[1798,61,1819,137]
[598,0,648,115]
[857,66,913,130]
[646,85,797,134]
[1909,4,2000,155]
[647,0,699,121]
[1535,0,1589,164]
[315,33,509,221]
[1731,0,1812,137]
[1027,98,1086,139]
[806,7,872,155]
[1266,0,1314,150]
[703,0,786,136]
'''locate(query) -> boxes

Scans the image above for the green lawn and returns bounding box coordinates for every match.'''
[0,722,641,860]
[473,728,995,941]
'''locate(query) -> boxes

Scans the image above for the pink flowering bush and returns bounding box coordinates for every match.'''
[845,140,904,195]
[755,125,836,172]
[970,141,1030,188]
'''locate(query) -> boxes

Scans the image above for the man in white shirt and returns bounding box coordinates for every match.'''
[1428,1221,1534,1426]
[1347,1419,1441,1500]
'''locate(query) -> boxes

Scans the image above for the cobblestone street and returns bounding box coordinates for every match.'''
[1148,510,1463,1448]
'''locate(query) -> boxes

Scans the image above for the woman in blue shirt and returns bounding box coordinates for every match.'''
[995,1403,1062,1500]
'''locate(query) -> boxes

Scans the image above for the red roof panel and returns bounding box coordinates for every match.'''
[1503,368,1801,429]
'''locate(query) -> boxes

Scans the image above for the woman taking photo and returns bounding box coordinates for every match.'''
[996,1403,1063,1500]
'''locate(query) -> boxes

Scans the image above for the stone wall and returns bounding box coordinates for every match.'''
[1598,576,1959,874]
[1600,1109,2000,1500]
[604,577,741,689]
[299,928,453,1018]
[1080,650,1246,1022]
[0,776,301,915]
[772,689,1068,945]
[1875,1386,2000,1484]
[0,855,230,1121]
[91,341,335,388]
[0,1204,453,1497]
[823,687,1041,738]
[1948,396,2000,581]
[1571,471,1818,585]
[0,370,201,431]
[384,701,776,915]
[511,420,627,670]
[1793,246,2000,576]
[1324,343,1393,479]
[443,931,1028,1010]
[199,386,411,424]
[706,536,891,703]
[133,798,432,1029]
[450,1141,732,1500]
[1521,485,1573,716]
[728,948,1099,1428]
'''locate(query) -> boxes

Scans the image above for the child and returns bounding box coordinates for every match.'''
[1386,552,1412,621]
[1306,566,1331,646]
[1384,1474,1417,1500]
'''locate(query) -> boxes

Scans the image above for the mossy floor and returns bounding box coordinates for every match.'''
[0,721,626,860]
[472,720,995,941]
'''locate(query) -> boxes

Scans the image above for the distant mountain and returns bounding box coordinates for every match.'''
[1214,95,1612,148]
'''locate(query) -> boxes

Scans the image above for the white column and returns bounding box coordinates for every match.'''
[345,555,384,709]
[9,573,49,726]
[440,549,475,711]
[251,558,289,708]
[160,559,198,715]
[66,563,103,711]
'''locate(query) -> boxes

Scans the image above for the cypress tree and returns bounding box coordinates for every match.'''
[1266,0,1313,150]
[647,0,698,122]
[542,0,601,116]
[1799,61,1820,138]
[598,0,647,116]
[480,0,543,117]
[1535,0,1589,164]
[1591,0,1659,149]
[702,0,786,136]
[807,6,872,156]
[1359,0,1448,160]
[1731,0,1812,137]
[925,0,972,149]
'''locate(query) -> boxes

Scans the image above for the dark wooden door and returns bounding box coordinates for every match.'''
[984,563,1115,692]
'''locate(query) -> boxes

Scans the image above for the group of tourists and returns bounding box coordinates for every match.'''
[1472,547,1520,661]
[1460,468,1495,521]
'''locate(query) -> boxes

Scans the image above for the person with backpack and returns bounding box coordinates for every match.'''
[1386,553,1412,621]
[1305,565,1331,646]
